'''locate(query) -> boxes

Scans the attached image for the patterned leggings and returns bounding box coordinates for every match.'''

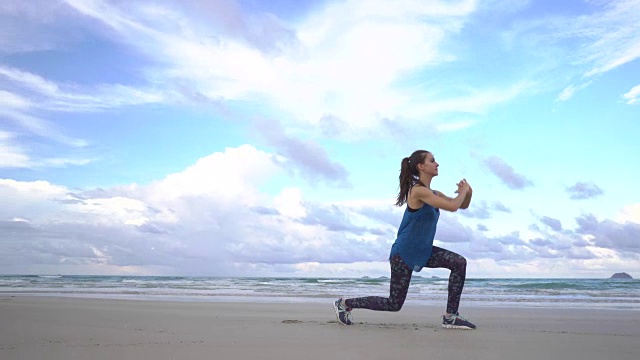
[344,246,467,314]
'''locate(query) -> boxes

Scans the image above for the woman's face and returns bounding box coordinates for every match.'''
[420,152,439,176]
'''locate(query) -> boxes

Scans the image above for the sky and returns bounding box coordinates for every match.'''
[1,0,639,278]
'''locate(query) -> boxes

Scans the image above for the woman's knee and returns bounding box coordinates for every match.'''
[454,256,467,271]
[389,301,404,312]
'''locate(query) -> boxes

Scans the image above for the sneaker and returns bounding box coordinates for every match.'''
[442,313,476,330]
[333,298,352,325]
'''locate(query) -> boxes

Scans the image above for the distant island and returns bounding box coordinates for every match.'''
[610,272,633,279]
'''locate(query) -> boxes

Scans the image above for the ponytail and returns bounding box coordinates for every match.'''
[395,150,430,206]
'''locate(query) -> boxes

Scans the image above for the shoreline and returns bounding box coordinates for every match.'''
[4,275,636,312]
[2,296,639,360]
[2,292,638,311]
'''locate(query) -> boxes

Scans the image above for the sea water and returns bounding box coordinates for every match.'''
[1,275,638,310]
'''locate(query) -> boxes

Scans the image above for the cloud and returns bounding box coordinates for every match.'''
[0,66,162,160]
[622,84,640,104]
[566,182,604,200]
[435,215,477,244]
[529,237,553,248]
[4,0,635,140]
[0,131,30,168]
[0,66,164,112]
[0,0,85,54]
[3,146,637,276]
[459,200,512,219]
[536,0,640,79]
[255,119,350,187]
[575,213,640,254]
[301,204,364,233]
[576,1,640,77]
[177,0,300,55]
[448,210,638,266]
[511,0,640,100]
[358,206,403,228]
[0,145,393,275]
[0,127,92,170]
[55,0,508,135]
[483,156,533,189]
[2,145,284,274]
[0,107,87,147]
[1,0,535,154]
[492,201,511,213]
[459,200,491,219]
[465,231,526,261]
[540,216,562,231]
[556,81,592,102]
[617,203,640,224]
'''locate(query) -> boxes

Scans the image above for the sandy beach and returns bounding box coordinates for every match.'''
[1,296,638,360]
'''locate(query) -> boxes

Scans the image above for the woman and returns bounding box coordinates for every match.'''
[333,150,476,329]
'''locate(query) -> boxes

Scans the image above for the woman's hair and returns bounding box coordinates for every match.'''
[395,150,430,206]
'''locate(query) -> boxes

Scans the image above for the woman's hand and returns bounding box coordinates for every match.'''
[458,179,472,209]
[455,179,470,194]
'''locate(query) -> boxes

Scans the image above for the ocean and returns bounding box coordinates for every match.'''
[1,275,638,310]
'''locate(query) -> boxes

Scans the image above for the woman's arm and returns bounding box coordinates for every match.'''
[412,184,469,212]
[434,188,471,210]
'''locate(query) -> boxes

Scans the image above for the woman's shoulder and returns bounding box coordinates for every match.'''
[411,184,437,196]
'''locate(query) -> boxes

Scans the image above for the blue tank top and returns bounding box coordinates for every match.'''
[389,201,440,272]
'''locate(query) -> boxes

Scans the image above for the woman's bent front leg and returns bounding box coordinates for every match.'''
[425,246,467,314]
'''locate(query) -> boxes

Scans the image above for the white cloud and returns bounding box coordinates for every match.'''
[4,0,636,136]
[0,179,70,221]
[0,67,59,96]
[0,89,32,108]
[60,0,500,133]
[145,144,280,206]
[0,145,395,274]
[273,188,306,219]
[0,65,164,112]
[0,129,92,169]
[2,143,638,276]
[0,131,30,168]
[0,0,85,53]
[622,84,640,104]
[509,0,640,100]
[72,197,150,226]
[0,107,88,147]
[38,157,94,167]
[558,0,640,78]
[0,65,163,155]
[0,63,166,169]
[0,0,543,147]
[617,203,640,224]
[557,81,592,102]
